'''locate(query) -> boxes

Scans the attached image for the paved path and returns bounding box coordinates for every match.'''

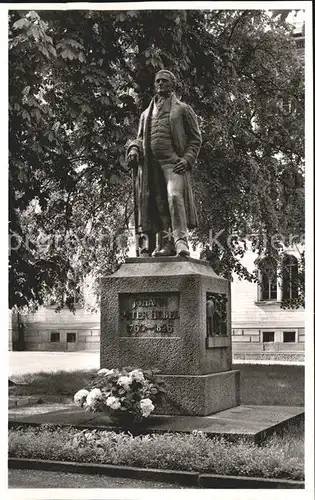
[9,403,304,442]
[9,351,303,378]
[233,359,304,366]
[8,468,188,489]
[9,351,100,376]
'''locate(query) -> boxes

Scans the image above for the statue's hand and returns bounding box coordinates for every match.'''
[173,158,189,174]
[127,148,139,167]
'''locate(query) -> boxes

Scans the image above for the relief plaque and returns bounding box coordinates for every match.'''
[119,292,180,337]
[206,292,228,337]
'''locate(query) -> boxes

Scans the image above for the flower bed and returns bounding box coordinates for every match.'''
[8,423,304,481]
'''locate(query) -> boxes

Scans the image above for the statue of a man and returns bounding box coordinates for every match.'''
[127,70,202,257]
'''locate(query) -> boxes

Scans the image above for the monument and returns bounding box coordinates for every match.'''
[126,69,200,258]
[100,70,240,416]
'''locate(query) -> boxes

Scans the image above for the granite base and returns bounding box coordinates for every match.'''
[156,370,240,416]
[9,405,304,444]
[101,257,240,416]
[101,256,233,375]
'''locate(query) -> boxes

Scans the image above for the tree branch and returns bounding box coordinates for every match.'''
[226,11,249,44]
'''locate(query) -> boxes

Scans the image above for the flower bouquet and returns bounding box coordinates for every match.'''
[74,367,165,425]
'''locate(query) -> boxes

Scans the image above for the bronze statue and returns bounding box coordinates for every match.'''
[127,70,202,257]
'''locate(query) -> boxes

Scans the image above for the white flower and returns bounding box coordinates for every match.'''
[139,398,154,417]
[106,395,121,410]
[192,430,206,438]
[142,381,153,392]
[129,369,145,383]
[74,389,89,405]
[105,369,116,376]
[97,368,110,375]
[117,375,132,390]
[86,388,103,407]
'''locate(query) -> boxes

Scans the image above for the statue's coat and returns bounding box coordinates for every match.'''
[127,94,202,233]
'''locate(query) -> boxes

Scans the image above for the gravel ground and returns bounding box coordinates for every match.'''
[9,351,303,378]
[9,351,99,376]
[9,403,74,418]
[8,468,189,489]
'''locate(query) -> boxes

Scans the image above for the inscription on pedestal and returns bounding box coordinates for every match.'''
[119,293,180,337]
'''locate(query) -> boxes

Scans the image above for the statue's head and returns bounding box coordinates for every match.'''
[154,70,176,97]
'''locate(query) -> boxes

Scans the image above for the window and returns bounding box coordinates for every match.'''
[282,255,299,300]
[50,332,60,343]
[281,96,297,115]
[67,332,76,343]
[67,285,83,307]
[283,331,296,343]
[262,331,274,343]
[258,257,277,301]
[282,97,292,114]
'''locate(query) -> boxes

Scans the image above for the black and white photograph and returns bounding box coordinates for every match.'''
[4,1,313,498]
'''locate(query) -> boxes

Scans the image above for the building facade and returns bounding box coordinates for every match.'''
[10,306,100,352]
[231,249,304,362]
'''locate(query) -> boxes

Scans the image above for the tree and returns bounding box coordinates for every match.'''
[9,9,305,311]
[9,10,135,310]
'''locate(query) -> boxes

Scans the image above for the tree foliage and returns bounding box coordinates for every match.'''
[9,9,305,311]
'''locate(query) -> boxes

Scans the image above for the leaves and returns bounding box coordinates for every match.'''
[9,9,304,311]
[13,18,31,30]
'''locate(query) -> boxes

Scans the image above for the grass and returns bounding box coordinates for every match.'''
[9,370,96,398]
[8,421,304,481]
[9,364,305,406]
[237,364,304,406]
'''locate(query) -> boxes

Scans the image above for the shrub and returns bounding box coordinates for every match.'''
[8,422,304,480]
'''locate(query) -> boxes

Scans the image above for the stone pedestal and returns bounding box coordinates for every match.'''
[100,256,240,416]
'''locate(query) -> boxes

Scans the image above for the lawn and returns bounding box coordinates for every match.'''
[9,369,96,398]
[235,364,304,406]
[9,364,304,407]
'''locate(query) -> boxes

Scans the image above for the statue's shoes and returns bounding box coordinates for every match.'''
[175,238,190,257]
[177,248,190,257]
[152,242,176,257]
